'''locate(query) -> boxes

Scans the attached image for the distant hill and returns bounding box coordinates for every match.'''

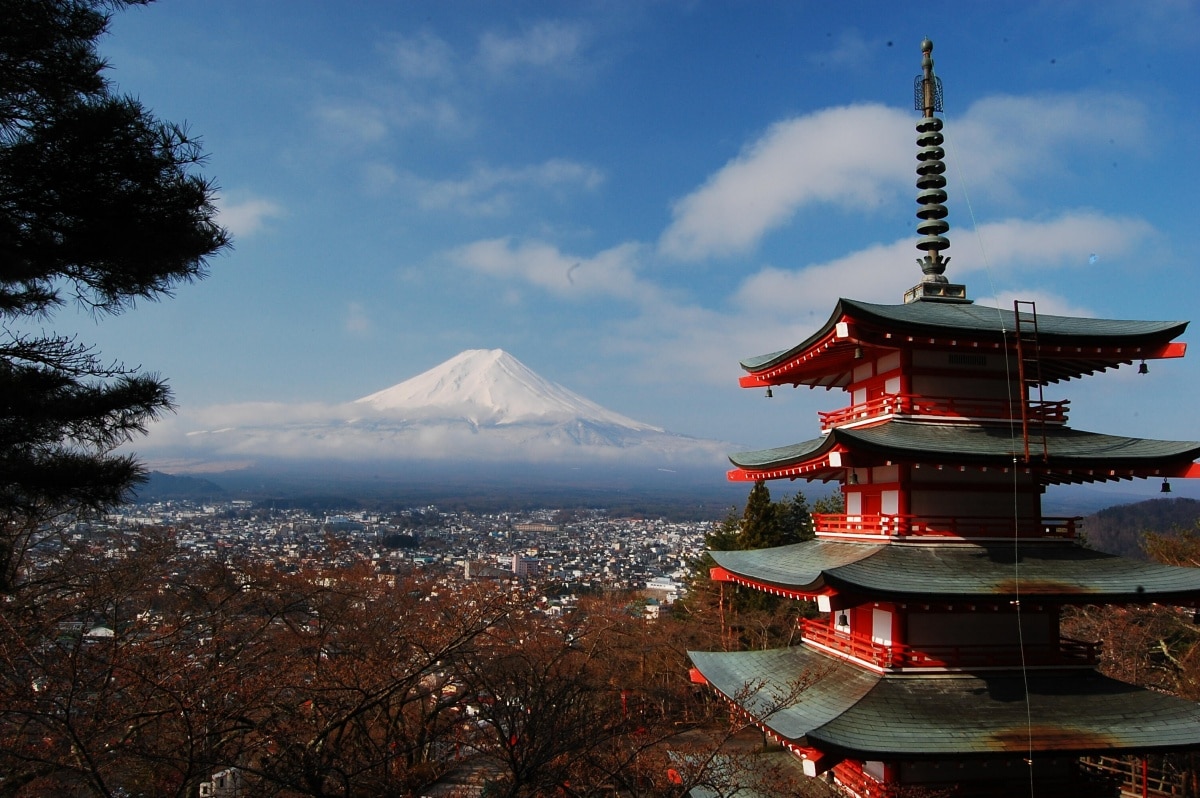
[133,471,229,502]
[1082,498,1200,559]
[156,458,749,519]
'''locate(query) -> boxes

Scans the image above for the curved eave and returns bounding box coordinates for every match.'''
[708,540,1200,603]
[690,646,1200,758]
[739,299,1188,388]
[727,434,847,482]
[728,421,1200,485]
[739,302,850,373]
[710,541,881,596]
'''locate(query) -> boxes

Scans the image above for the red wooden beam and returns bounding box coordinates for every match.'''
[1152,341,1187,359]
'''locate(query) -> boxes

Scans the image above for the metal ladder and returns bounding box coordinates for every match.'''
[1013,300,1048,463]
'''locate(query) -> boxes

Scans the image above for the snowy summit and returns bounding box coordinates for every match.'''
[355,349,660,431]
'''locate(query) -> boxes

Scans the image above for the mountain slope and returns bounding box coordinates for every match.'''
[1083,498,1200,559]
[354,349,659,430]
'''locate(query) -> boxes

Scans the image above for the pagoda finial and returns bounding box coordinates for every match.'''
[905,38,970,304]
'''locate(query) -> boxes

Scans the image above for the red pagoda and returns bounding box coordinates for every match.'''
[688,40,1200,797]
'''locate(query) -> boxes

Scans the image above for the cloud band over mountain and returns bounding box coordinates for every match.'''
[135,350,733,473]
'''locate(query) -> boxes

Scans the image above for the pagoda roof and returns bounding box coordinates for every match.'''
[689,645,1200,757]
[740,298,1187,388]
[727,420,1200,484]
[709,540,1200,603]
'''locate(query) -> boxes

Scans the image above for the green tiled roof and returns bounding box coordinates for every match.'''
[728,420,1200,472]
[710,540,881,591]
[728,434,830,469]
[844,421,1200,465]
[690,648,878,742]
[690,646,1200,756]
[847,299,1186,341]
[710,540,1200,601]
[741,299,1187,372]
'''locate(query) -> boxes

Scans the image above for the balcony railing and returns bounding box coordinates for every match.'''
[800,619,1100,671]
[813,513,1080,540]
[1079,756,1186,798]
[819,394,1069,431]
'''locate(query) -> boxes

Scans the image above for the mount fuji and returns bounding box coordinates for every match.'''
[147,350,734,480]
[354,349,661,433]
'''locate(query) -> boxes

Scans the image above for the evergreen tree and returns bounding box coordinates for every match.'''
[735,481,815,549]
[681,483,825,649]
[736,480,779,549]
[0,0,229,591]
[776,491,815,545]
[703,508,739,551]
[813,492,846,516]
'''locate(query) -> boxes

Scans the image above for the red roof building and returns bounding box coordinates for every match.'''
[688,40,1200,797]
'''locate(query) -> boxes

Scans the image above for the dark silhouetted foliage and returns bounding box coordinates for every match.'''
[0,0,229,591]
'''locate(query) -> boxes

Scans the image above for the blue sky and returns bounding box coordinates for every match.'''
[57,1,1200,491]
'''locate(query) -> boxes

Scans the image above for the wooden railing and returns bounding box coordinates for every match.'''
[813,513,1080,540]
[818,394,1068,430]
[1080,755,1188,798]
[800,619,1100,670]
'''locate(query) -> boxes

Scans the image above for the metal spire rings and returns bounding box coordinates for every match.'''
[915,38,949,281]
[903,39,969,303]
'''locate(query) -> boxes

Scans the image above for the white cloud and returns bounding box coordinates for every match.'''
[188,402,347,428]
[478,21,585,75]
[659,91,1149,263]
[958,213,1154,276]
[734,239,916,317]
[659,104,912,260]
[408,159,604,215]
[138,398,730,466]
[312,93,468,154]
[606,300,787,388]
[448,237,650,300]
[361,161,399,194]
[313,101,389,144]
[945,92,1147,195]
[216,196,285,238]
[308,21,592,158]
[730,212,1153,321]
[811,30,875,69]
[407,96,465,132]
[344,302,372,336]
[985,289,1094,319]
[383,30,456,82]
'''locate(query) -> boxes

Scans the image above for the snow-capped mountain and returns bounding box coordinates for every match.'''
[354,349,660,431]
[146,350,732,471]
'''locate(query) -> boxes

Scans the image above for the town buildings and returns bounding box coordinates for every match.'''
[87,500,707,598]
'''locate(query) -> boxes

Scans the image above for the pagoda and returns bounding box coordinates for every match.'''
[688,40,1200,797]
